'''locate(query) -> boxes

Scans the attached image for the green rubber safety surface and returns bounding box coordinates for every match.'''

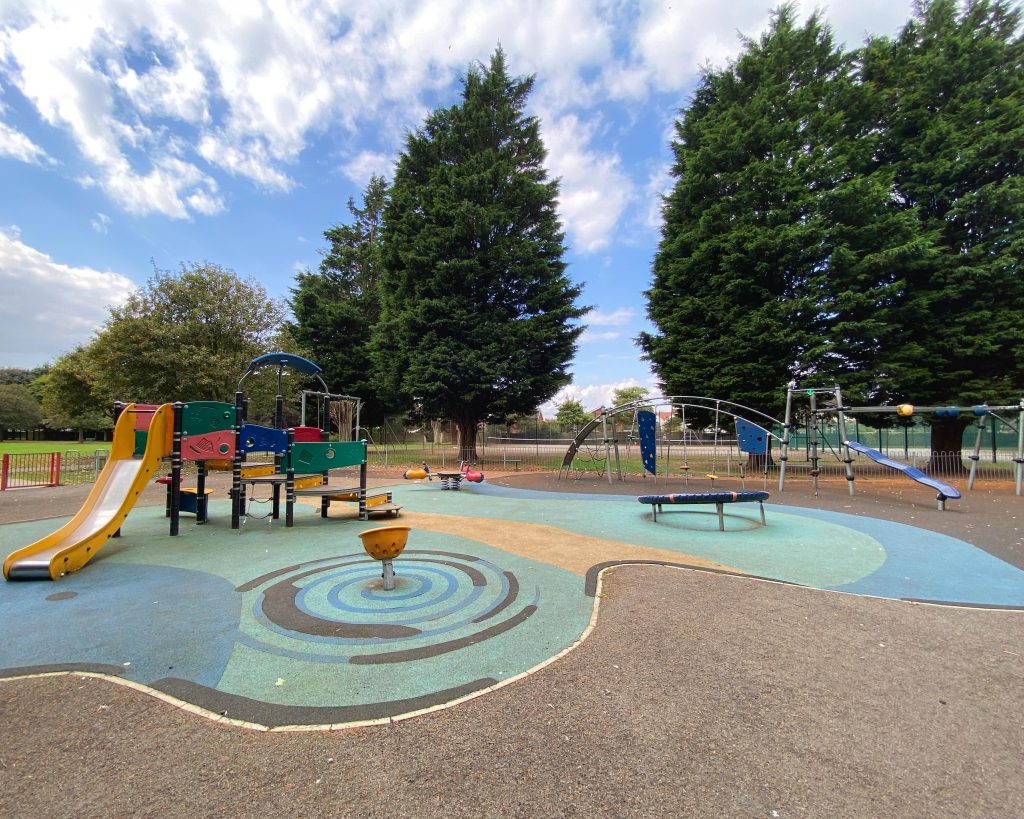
[2,482,1022,728]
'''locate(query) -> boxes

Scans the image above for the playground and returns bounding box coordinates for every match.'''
[1,461,1023,815]
[1,359,1022,815]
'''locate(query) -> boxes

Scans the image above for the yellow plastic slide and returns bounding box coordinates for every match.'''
[3,403,174,581]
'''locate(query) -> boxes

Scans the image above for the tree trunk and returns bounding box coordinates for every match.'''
[928,416,972,475]
[330,401,356,441]
[456,417,479,463]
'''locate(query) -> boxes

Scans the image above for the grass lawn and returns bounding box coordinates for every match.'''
[0,441,111,456]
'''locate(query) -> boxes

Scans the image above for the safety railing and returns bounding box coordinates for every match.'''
[0,452,62,490]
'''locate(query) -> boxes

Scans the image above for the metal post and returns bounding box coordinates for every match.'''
[169,402,183,536]
[602,412,613,484]
[967,416,985,490]
[1016,400,1024,497]
[834,385,855,496]
[285,428,295,527]
[778,382,794,492]
[382,559,396,590]
[231,391,244,529]
[809,391,820,498]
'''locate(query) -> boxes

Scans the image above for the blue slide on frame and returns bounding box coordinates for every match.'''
[845,440,961,507]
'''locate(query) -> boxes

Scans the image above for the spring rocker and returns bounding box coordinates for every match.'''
[404,460,484,489]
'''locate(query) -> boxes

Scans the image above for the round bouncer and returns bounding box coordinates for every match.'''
[638,490,770,530]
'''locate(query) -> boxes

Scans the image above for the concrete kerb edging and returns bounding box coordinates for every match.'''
[2,563,1021,732]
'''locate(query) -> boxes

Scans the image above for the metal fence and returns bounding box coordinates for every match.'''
[0,452,62,490]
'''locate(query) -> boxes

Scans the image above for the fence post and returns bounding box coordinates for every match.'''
[50,452,61,486]
[1,453,7,491]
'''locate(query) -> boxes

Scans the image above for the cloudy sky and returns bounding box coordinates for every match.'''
[0,0,913,413]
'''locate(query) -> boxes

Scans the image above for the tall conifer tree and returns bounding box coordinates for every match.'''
[862,0,1024,461]
[373,49,585,460]
[641,6,925,420]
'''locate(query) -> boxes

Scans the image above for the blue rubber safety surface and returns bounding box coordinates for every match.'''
[2,482,1022,726]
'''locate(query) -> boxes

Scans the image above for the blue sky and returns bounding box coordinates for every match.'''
[0,0,912,414]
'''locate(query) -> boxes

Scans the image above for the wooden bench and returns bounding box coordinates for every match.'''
[638,491,769,530]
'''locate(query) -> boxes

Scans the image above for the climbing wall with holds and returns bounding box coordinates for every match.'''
[638,410,657,476]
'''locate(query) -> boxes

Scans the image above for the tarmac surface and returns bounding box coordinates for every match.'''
[1,467,1022,817]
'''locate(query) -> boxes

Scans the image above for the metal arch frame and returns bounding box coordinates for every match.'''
[558,395,784,483]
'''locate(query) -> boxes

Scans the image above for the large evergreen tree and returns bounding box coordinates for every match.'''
[290,175,388,424]
[861,0,1024,461]
[372,48,586,460]
[640,6,926,426]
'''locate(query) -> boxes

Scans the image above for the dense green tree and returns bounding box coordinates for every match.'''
[289,175,388,424]
[861,0,1024,462]
[611,386,649,407]
[38,346,112,441]
[373,48,586,460]
[640,6,926,427]
[0,367,46,386]
[89,262,285,403]
[555,398,591,432]
[0,384,42,440]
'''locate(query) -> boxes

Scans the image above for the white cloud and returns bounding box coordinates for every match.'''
[90,212,111,234]
[0,119,50,164]
[341,151,394,187]
[628,1,914,93]
[542,113,634,253]
[540,377,659,417]
[0,0,913,229]
[197,134,294,192]
[580,330,620,343]
[0,228,135,367]
[588,307,635,327]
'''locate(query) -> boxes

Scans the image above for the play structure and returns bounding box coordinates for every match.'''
[779,383,1024,507]
[558,395,782,486]
[638,490,769,530]
[228,353,398,527]
[558,386,1022,510]
[3,353,398,581]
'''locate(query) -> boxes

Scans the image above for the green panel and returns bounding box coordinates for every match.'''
[181,401,236,436]
[286,441,365,473]
[134,430,147,457]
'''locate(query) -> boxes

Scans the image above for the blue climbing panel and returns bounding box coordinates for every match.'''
[638,410,657,476]
[736,418,769,455]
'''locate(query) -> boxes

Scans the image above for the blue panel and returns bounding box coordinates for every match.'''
[638,410,657,476]
[246,352,322,376]
[239,424,289,454]
[736,418,768,455]
[845,441,961,499]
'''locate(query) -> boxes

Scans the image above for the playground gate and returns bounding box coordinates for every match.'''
[0,452,61,490]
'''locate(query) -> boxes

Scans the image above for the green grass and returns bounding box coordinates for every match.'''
[0,440,111,456]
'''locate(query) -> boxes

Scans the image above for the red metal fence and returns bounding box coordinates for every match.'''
[0,452,61,490]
